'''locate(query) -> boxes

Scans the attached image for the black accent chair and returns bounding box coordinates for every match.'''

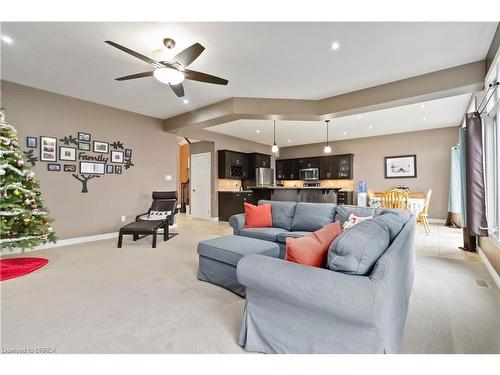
[118,191,178,248]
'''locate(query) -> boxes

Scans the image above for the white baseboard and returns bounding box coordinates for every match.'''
[209,217,219,222]
[477,246,500,290]
[1,224,178,255]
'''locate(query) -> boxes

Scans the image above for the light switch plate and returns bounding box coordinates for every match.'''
[121,216,126,222]
[165,175,172,181]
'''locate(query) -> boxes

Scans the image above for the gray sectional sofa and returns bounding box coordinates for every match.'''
[228,201,416,354]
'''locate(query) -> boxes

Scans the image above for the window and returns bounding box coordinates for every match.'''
[483,60,500,244]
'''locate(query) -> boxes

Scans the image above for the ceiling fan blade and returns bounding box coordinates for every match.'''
[169,83,185,97]
[171,43,205,68]
[183,69,229,85]
[115,71,154,81]
[105,41,162,68]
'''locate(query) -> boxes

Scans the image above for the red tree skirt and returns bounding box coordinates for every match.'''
[0,257,49,281]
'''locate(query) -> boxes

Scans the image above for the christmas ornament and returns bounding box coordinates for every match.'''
[23,218,30,226]
[25,198,32,205]
[0,168,5,176]
[17,160,25,168]
[26,171,35,181]
[9,230,18,237]
[13,189,21,197]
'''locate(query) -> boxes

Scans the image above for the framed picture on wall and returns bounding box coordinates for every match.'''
[384,155,417,178]
[59,146,77,161]
[106,164,114,174]
[93,141,109,154]
[80,161,105,175]
[115,165,122,174]
[125,149,132,158]
[47,163,61,171]
[26,137,37,148]
[78,142,91,151]
[78,132,91,142]
[111,150,124,163]
[40,136,57,162]
[63,164,77,172]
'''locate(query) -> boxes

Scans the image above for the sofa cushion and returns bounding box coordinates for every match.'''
[285,221,343,268]
[327,215,392,275]
[258,200,297,230]
[277,231,311,244]
[335,205,378,225]
[240,227,288,242]
[290,202,336,232]
[197,235,280,267]
[244,202,272,228]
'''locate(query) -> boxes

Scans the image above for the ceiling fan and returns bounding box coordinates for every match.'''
[105,38,229,98]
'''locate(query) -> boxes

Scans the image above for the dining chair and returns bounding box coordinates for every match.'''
[417,189,432,235]
[380,189,409,210]
[367,189,376,199]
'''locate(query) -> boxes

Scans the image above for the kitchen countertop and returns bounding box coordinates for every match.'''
[247,186,344,190]
[218,190,253,193]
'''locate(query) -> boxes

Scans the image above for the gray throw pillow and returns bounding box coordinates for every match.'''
[258,200,297,230]
[290,202,336,232]
[327,216,390,275]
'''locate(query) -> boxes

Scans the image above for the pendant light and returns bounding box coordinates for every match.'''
[271,120,279,154]
[323,120,332,153]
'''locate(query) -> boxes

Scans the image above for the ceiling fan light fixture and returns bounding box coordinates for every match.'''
[153,67,185,85]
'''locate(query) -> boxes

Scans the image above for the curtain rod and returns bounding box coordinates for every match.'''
[478,81,499,115]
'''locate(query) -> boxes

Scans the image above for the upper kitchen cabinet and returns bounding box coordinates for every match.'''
[336,154,353,179]
[297,157,320,170]
[320,155,335,180]
[276,159,286,180]
[276,159,298,180]
[218,150,249,179]
[247,153,271,179]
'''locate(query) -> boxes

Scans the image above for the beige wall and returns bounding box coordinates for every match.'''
[279,127,458,219]
[1,81,178,240]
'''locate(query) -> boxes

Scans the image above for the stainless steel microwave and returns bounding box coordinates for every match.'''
[299,168,319,181]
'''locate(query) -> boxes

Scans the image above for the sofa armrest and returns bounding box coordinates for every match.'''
[229,213,245,235]
[237,254,381,326]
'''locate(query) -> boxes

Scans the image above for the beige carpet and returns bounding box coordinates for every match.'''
[1,216,499,353]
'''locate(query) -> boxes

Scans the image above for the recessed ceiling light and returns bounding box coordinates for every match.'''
[343,131,347,136]
[183,99,189,104]
[256,129,260,133]
[369,125,373,129]
[357,115,362,119]
[331,41,340,51]
[423,116,427,121]
[287,139,292,143]
[420,104,425,109]
[1,35,13,44]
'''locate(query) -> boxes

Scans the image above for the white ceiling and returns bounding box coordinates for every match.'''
[206,93,471,146]
[0,22,496,119]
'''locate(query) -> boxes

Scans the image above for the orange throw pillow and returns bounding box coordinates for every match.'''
[244,202,272,228]
[285,221,343,268]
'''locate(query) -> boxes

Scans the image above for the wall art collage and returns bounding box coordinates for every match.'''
[26,133,134,193]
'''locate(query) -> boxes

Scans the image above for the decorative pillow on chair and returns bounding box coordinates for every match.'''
[342,213,372,230]
[244,202,272,228]
[147,211,171,220]
[285,221,343,268]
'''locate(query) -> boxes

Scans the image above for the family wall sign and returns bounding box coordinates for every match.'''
[25,132,134,193]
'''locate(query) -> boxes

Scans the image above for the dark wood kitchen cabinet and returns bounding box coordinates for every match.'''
[218,150,248,179]
[276,160,286,180]
[336,191,353,205]
[297,157,320,170]
[246,153,271,179]
[319,154,353,180]
[218,191,253,221]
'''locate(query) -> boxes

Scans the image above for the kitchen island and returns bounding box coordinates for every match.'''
[248,186,352,204]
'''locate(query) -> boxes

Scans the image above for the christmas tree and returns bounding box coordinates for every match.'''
[0,107,56,250]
